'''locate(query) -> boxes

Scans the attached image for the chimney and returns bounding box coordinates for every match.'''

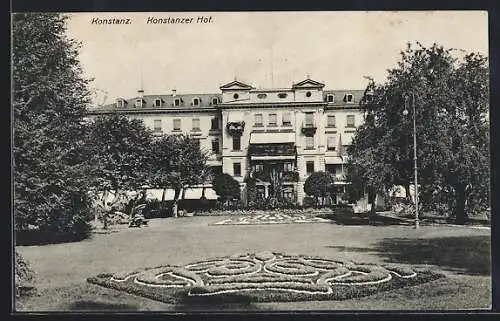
[172,89,177,97]
[138,89,144,99]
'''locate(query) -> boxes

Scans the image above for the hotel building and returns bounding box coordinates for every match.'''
[87,78,370,205]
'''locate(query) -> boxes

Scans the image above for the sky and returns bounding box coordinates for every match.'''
[64,11,488,106]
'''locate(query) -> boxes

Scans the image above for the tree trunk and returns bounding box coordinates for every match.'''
[368,189,376,217]
[404,184,411,202]
[161,188,168,217]
[100,190,109,229]
[201,185,206,199]
[454,186,467,225]
[171,188,181,218]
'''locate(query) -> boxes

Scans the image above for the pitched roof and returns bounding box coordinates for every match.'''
[323,89,366,107]
[91,93,222,112]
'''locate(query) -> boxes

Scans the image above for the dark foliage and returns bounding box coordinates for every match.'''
[13,13,95,244]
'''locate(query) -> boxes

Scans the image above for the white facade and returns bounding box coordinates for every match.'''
[87,78,368,204]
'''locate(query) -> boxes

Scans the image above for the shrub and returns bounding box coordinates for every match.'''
[142,199,163,219]
[304,172,335,200]
[212,174,241,207]
[303,196,316,208]
[15,192,94,245]
[15,250,36,297]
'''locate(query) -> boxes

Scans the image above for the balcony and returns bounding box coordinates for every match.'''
[252,170,299,182]
[301,122,317,136]
[226,121,245,136]
[282,171,300,182]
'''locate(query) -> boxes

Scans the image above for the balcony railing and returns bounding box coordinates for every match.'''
[226,121,245,136]
[301,122,317,136]
[282,171,300,182]
[252,170,299,182]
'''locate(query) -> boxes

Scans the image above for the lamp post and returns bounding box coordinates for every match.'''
[403,93,419,229]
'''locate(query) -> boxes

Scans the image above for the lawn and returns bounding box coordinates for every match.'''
[15,215,491,311]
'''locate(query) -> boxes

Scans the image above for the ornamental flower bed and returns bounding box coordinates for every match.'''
[88,251,444,304]
[212,212,333,225]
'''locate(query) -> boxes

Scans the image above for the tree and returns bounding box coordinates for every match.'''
[304,172,336,206]
[347,42,489,223]
[13,13,95,244]
[150,134,209,217]
[212,173,241,207]
[86,113,154,227]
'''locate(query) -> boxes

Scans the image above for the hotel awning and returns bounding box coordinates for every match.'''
[325,156,345,164]
[250,132,295,144]
[145,187,218,200]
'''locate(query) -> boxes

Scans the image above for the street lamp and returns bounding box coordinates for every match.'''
[403,93,419,229]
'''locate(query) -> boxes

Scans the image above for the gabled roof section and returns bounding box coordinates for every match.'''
[219,80,254,91]
[292,78,325,89]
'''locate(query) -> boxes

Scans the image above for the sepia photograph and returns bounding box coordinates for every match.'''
[12,11,491,312]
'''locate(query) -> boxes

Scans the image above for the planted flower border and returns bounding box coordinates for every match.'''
[213,213,332,225]
[88,251,444,304]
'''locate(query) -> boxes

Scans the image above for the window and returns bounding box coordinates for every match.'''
[154,98,163,107]
[278,93,287,99]
[254,164,264,172]
[346,115,355,127]
[212,97,219,105]
[174,98,181,106]
[257,93,267,99]
[233,163,242,177]
[305,136,314,149]
[211,117,219,130]
[282,112,292,126]
[211,165,223,176]
[192,98,200,106]
[232,136,241,150]
[283,187,294,200]
[233,93,239,99]
[135,99,143,108]
[284,162,293,172]
[306,91,312,97]
[154,119,162,133]
[306,161,314,175]
[327,136,336,151]
[343,94,354,102]
[116,99,126,108]
[327,94,334,103]
[325,164,336,175]
[268,113,277,126]
[254,114,263,127]
[365,93,373,102]
[192,118,200,131]
[305,112,314,127]
[193,139,201,148]
[173,119,181,131]
[327,115,336,127]
[211,139,219,153]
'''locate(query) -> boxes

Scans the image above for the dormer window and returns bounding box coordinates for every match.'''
[365,92,374,102]
[257,93,267,99]
[278,93,287,99]
[135,99,145,108]
[326,94,334,103]
[174,98,181,106]
[154,98,164,107]
[211,97,219,105]
[343,94,354,103]
[115,99,127,108]
[192,97,201,106]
